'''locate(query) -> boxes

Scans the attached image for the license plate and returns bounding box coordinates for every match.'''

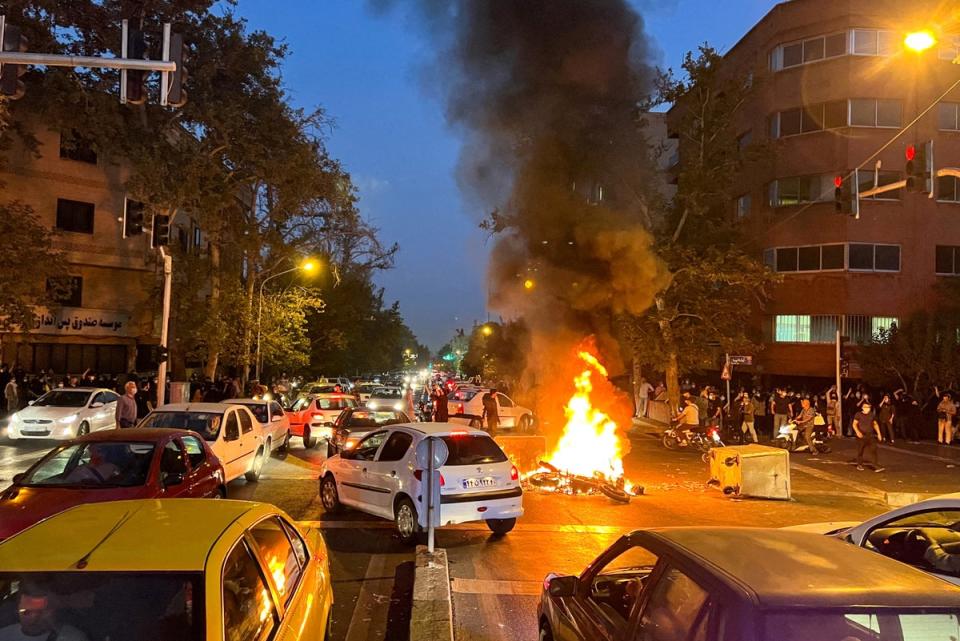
[461,477,496,489]
[22,430,49,436]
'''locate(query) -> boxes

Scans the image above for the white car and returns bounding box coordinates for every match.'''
[354,383,380,403]
[225,398,291,454]
[139,402,266,484]
[366,386,405,412]
[6,388,119,441]
[320,423,523,544]
[448,388,535,432]
[788,492,960,586]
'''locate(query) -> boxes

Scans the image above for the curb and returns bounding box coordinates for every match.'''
[410,545,453,641]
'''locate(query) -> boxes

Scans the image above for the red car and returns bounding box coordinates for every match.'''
[286,393,359,448]
[0,428,226,540]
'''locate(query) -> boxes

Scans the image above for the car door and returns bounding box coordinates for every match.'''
[237,408,259,467]
[220,410,245,481]
[88,392,113,431]
[181,434,219,497]
[221,538,280,641]
[269,401,287,443]
[497,394,518,428]
[365,430,415,515]
[632,565,718,641]
[338,430,388,511]
[101,391,120,428]
[158,438,191,498]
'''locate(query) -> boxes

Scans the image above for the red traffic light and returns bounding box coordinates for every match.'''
[906,144,916,161]
[834,175,843,188]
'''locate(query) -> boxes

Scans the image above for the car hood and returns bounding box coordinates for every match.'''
[0,485,148,540]
[15,405,87,420]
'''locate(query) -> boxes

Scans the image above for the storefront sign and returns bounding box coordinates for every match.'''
[32,308,132,337]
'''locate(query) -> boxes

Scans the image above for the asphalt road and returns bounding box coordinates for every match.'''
[2,429,958,641]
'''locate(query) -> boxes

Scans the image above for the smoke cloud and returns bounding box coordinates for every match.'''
[376,1,671,429]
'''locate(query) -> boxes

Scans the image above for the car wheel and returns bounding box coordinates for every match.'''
[304,428,316,449]
[486,518,516,536]
[244,447,265,482]
[215,485,227,499]
[277,430,291,453]
[395,497,421,545]
[519,415,534,433]
[77,422,90,437]
[539,623,554,641]
[320,474,343,513]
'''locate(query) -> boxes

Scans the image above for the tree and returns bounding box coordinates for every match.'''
[461,321,529,387]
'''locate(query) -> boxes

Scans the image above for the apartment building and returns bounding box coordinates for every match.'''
[675,0,960,378]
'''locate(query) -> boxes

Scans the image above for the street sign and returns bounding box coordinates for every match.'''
[721,362,731,381]
[415,436,449,550]
[729,355,753,366]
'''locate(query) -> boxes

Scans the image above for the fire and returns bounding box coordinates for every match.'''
[542,351,627,484]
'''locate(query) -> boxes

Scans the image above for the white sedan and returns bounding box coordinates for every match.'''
[225,398,291,454]
[448,388,535,432]
[6,388,119,441]
[789,492,960,586]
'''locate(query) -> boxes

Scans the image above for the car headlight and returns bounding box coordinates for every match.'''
[59,414,79,424]
[345,437,360,450]
[779,426,791,435]
[368,401,378,409]
[393,402,403,412]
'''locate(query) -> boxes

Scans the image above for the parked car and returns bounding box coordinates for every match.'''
[286,394,359,448]
[139,403,267,483]
[225,398,291,454]
[331,408,410,451]
[0,499,333,640]
[788,491,960,586]
[448,388,535,432]
[320,423,523,544]
[366,386,405,412]
[354,383,380,403]
[538,527,960,641]
[0,428,226,541]
[5,388,119,441]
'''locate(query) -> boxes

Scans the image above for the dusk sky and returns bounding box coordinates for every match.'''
[239,0,774,349]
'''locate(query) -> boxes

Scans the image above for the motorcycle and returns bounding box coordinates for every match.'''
[773,419,833,453]
[662,423,725,462]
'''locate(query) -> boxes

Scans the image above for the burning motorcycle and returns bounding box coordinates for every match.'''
[661,423,725,461]
[773,419,833,453]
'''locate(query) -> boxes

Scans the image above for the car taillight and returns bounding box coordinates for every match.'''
[413,470,445,486]
[312,413,324,421]
[457,403,465,415]
[510,465,519,481]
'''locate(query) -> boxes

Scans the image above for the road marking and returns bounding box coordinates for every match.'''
[878,444,960,464]
[259,474,319,481]
[451,577,541,596]
[298,520,624,534]
[344,553,390,641]
[790,462,885,499]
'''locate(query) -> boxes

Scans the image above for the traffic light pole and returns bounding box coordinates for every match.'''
[156,247,172,406]
[835,329,843,436]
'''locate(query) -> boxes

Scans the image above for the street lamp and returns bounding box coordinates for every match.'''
[255,258,318,380]
[905,30,937,53]
[481,324,493,337]
[523,278,535,291]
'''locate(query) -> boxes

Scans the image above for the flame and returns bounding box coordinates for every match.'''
[542,351,627,484]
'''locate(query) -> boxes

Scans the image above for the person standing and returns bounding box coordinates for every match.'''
[481,388,500,437]
[115,381,138,429]
[878,394,896,444]
[3,377,17,414]
[771,389,792,437]
[853,401,885,472]
[636,377,654,418]
[794,397,820,455]
[751,391,767,440]
[405,386,416,421]
[739,392,758,443]
[937,391,956,445]
[431,385,449,422]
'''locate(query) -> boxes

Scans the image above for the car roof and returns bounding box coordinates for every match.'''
[225,398,269,406]
[646,528,960,609]
[74,428,194,442]
[310,393,355,399]
[150,402,236,412]
[0,499,274,572]
[394,422,488,437]
[44,388,104,393]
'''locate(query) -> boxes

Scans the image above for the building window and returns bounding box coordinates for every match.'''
[59,130,98,165]
[776,247,798,272]
[811,315,841,343]
[768,175,832,207]
[936,245,960,275]
[55,199,95,234]
[821,244,845,270]
[765,243,897,273]
[775,315,810,342]
[46,277,83,307]
[939,35,960,62]
[858,170,903,200]
[772,32,847,70]
[848,243,900,272]
[852,29,897,56]
[736,194,751,219]
[939,102,960,131]
[763,248,775,269]
[849,99,901,128]
[192,224,202,251]
[871,316,899,336]
[938,176,960,203]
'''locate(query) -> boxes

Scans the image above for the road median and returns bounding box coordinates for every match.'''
[410,545,453,641]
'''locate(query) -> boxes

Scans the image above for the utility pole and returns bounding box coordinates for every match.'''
[835,329,843,436]
[157,247,172,406]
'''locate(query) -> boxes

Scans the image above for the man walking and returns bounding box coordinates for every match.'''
[770,389,792,438]
[115,381,138,429]
[3,376,17,414]
[739,392,758,443]
[636,377,654,418]
[937,391,956,445]
[853,401,885,472]
[481,388,500,437]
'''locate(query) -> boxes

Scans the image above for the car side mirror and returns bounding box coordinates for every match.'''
[11,473,25,485]
[163,472,185,487]
[90,402,104,409]
[547,574,578,597]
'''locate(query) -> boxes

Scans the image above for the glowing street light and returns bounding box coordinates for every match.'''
[905,30,937,53]
[523,278,535,291]
[255,257,319,379]
[481,324,493,337]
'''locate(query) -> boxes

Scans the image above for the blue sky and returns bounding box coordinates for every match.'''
[237,0,774,349]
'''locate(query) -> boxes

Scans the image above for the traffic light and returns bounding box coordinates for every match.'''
[125,27,146,105]
[834,175,856,215]
[167,33,187,107]
[123,199,145,238]
[151,213,170,247]
[1,25,28,100]
[906,141,934,196]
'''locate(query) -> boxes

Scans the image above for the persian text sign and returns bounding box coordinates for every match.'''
[32,308,132,337]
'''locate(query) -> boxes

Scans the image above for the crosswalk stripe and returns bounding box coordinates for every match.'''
[451,577,541,596]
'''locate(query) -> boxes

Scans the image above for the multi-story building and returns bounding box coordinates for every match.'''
[673,0,960,379]
[0,124,201,375]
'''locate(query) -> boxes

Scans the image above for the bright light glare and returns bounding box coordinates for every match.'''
[905,31,936,52]
[523,279,535,290]
[301,259,318,272]
[481,325,493,336]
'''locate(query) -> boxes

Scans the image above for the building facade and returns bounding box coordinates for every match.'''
[0,125,199,375]
[678,0,960,378]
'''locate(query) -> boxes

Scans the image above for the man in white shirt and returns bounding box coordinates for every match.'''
[0,585,89,641]
[636,377,654,418]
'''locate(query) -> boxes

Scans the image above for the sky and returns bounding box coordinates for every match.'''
[237,0,774,350]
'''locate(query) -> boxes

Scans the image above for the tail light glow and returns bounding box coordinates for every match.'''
[510,465,519,481]
[413,470,445,486]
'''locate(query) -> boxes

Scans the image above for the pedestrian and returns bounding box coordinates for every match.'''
[135,381,152,420]
[853,401,885,472]
[794,397,820,455]
[115,381,138,429]
[771,389,792,438]
[636,377,654,418]
[751,391,767,440]
[878,394,896,444]
[739,392,758,443]
[3,377,17,414]
[481,388,500,437]
[937,390,956,445]
[694,389,709,427]
[431,385,449,422]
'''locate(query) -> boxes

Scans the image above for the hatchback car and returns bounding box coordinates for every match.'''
[0,499,333,640]
[225,398,291,454]
[139,403,266,484]
[6,388,119,441]
[286,394,358,448]
[320,423,522,544]
[0,428,225,540]
[331,407,410,451]
[538,527,960,641]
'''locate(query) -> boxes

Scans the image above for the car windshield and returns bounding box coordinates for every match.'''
[450,389,480,401]
[372,388,402,399]
[440,434,508,465]
[140,411,222,442]
[316,398,354,410]
[33,390,90,408]
[342,410,406,429]
[0,572,203,641]
[21,442,155,488]
[235,403,268,423]
[765,610,960,641]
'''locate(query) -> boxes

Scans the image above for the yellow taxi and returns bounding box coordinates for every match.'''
[0,499,333,640]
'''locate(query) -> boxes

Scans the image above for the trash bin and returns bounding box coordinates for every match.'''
[707,444,790,500]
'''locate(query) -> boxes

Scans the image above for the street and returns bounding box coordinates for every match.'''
[3,428,956,641]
